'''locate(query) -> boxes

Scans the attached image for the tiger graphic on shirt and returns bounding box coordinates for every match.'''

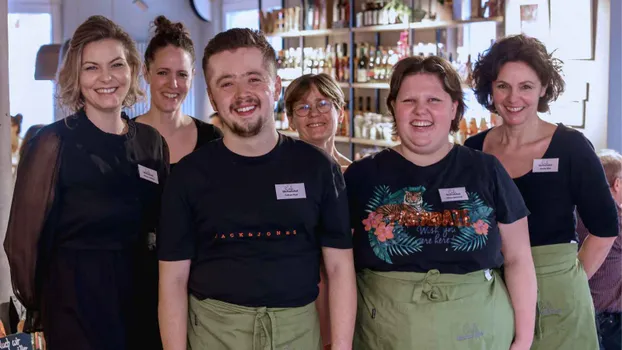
[362,185,494,264]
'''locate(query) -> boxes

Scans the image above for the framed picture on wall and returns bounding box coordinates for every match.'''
[549,0,593,59]
[519,4,549,41]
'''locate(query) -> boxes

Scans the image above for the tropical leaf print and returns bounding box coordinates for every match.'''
[366,185,393,213]
[387,224,423,256]
[369,231,393,263]
[452,192,493,252]
[451,226,488,251]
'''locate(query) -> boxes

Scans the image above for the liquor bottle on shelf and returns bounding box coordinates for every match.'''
[478,117,489,132]
[342,43,350,82]
[357,45,368,83]
[467,118,478,137]
[366,96,372,113]
[367,46,375,82]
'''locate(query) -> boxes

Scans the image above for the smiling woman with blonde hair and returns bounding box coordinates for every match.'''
[5,15,168,350]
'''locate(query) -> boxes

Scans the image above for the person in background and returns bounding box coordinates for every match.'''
[157,28,356,350]
[465,34,618,350]
[207,111,223,131]
[136,15,220,171]
[285,73,351,171]
[345,55,536,350]
[577,149,622,350]
[4,15,168,350]
[10,113,23,174]
[283,73,352,348]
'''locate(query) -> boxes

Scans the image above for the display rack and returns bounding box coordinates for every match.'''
[258,0,505,159]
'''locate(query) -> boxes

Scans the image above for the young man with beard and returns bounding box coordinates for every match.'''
[157,28,356,350]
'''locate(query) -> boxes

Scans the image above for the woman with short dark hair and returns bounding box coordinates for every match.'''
[465,34,618,350]
[346,55,537,350]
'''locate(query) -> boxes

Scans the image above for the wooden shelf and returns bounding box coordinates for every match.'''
[352,82,390,89]
[267,28,350,38]
[410,16,504,29]
[352,23,409,33]
[351,138,399,147]
[282,80,350,88]
[334,136,351,143]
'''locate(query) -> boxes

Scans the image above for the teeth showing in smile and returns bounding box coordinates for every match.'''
[411,120,433,127]
[505,106,525,113]
[163,93,179,99]
[307,123,325,128]
[96,88,116,94]
[236,106,256,113]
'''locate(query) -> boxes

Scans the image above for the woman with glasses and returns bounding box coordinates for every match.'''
[283,73,351,349]
[284,73,351,170]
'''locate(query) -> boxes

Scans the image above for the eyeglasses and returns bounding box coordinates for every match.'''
[293,99,333,117]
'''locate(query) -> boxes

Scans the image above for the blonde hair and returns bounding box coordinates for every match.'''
[57,15,144,113]
[284,73,345,117]
[598,149,622,187]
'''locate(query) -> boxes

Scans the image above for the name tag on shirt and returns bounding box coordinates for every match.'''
[533,158,559,173]
[438,187,469,202]
[138,164,159,184]
[275,183,307,200]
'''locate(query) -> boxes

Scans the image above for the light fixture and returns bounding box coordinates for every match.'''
[133,0,149,11]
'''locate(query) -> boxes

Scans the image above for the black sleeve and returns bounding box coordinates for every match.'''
[157,162,195,261]
[343,162,361,231]
[569,134,619,237]
[490,156,530,224]
[463,131,486,151]
[318,161,353,249]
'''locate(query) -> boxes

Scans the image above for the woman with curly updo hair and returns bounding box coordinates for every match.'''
[465,34,618,350]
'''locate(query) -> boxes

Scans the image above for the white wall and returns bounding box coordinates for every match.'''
[505,0,611,150]
[61,0,221,119]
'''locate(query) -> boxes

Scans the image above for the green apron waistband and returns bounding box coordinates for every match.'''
[190,296,316,350]
[531,243,579,273]
[358,269,499,304]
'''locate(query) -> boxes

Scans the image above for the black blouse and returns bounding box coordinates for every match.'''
[465,124,619,246]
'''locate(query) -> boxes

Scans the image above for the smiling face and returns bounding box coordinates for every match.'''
[206,47,280,138]
[79,39,131,113]
[393,73,457,155]
[289,84,342,144]
[492,61,546,126]
[145,45,194,114]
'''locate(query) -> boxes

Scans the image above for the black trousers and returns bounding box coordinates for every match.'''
[597,312,621,350]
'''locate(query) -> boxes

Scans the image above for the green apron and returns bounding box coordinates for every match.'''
[354,268,514,350]
[187,295,321,350]
[531,243,599,350]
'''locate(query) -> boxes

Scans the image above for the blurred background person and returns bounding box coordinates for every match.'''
[578,149,622,350]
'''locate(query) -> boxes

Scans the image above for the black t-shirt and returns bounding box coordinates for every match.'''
[53,110,168,249]
[158,135,352,308]
[169,117,221,171]
[465,124,619,246]
[344,146,529,274]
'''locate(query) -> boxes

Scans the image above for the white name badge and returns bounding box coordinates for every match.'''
[275,183,307,200]
[533,158,559,173]
[438,187,469,202]
[138,164,159,184]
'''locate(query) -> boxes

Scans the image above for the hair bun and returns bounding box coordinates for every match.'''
[153,15,189,37]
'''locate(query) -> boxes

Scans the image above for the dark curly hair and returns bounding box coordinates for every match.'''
[144,15,195,70]
[471,34,565,113]
[387,55,465,133]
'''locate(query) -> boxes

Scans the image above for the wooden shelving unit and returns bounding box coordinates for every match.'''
[262,1,504,159]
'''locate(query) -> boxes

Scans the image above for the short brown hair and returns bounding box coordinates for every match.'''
[387,56,465,133]
[284,74,345,117]
[471,34,565,113]
[202,28,276,79]
[598,149,622,187]
[144,15,195,70]
[57,15,144,113]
